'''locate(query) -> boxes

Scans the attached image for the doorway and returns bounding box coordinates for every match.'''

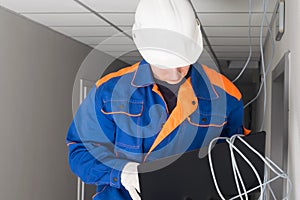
[270,52,290,198]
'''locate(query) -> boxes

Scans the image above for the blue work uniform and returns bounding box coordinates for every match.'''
[66,60,249,200]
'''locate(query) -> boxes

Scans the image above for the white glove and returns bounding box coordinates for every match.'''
[121,162,141,200]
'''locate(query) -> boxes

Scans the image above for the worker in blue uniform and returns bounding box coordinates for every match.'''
[66,0,250,199]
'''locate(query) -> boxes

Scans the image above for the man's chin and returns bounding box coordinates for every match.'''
[165,79,184,84]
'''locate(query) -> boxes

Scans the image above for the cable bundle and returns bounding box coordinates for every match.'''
[208,134,292,200]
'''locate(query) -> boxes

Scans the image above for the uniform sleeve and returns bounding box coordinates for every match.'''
[221,99,245,137]
[66,85,128,188]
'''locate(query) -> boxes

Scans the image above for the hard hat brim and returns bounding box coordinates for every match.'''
[133,27,203,69]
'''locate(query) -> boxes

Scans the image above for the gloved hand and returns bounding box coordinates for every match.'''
[121,162,141,200]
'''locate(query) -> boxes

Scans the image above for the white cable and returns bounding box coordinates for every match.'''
[244,0,275,109]
[265,157,293,200]
[244,76,264,108]
[228,139,291,200]
[208,135,264,200]
[232,0,253,83]
[231,174,284,200]
[243,23,274,109]
[236,136,292,199]
[262,164,269,200]
[237,136,286,178]
[258,0,268,132]
[208,137,231,200]
[226,136,264,200]
[209,1,291,198]
[268,184,277,199]
[208,134,292,200]
[228,136,248,200]
[230,137,248,199]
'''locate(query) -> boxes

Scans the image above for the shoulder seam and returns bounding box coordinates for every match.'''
[95,62,140,88]
[202,65,242,101]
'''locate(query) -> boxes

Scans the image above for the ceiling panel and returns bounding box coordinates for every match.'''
[192,0,277,13]
[22,13,107,26]
[80,0,139,12]
[0,0,86,12]
[1,0,275,78]
[218,57,260,61]
[80,0,277,13]
[101,13,134,26]
[204,27,268,37]
[209,38,263,46]
[74,36,133,45]
[92,13,272,27]
[74,37,107,45]
[51,26,125,37]
[120,27,133,35]
[211,45,261,52]
[216,52,261,58]
[198,13,272,27]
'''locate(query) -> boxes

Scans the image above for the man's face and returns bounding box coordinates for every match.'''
[151,65,190,84]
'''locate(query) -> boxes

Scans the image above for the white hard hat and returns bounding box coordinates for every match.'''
[132,0,203,69]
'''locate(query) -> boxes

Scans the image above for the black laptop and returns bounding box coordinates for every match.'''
[138,132,266,200]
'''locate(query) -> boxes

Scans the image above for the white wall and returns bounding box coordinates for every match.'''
[255,0,300,199]
[0,6,126,200]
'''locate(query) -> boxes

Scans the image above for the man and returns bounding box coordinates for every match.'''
[66,0,249,199]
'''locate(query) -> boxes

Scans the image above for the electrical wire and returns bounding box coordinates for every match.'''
[209,0,289,198]
[232,0,253,83]
[262,165,269,200]
[227,136,264,200]
[258,0,268,132]
[228,136,250,200]
[238,136,292,200]
[243,14,275,109]
[243,0,275,112]
[268,184,277,199]
[208,134,292,200]
[208,135,264,200]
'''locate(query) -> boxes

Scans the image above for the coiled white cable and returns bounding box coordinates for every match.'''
[208,134,292,200]
[241,0,276,113]
[232,0,253,83]
[227,136,264,200]
[228,136,252,200]
[238,136,292,200]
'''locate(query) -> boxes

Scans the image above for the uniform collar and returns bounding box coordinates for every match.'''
[131,60,155,87]
[190,63,219,100]
[131,60,219,100]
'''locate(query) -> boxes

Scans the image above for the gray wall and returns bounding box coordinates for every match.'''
[255,0,300,199]
[0,6,126,200]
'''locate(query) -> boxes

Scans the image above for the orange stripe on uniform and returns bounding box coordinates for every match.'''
[202,65,242,101]
[96,62,140,88]
[187,117,228,128]
[67,142,77,146]
[101,109,143,117]
[144,78,198,162]
[244,127,251,135]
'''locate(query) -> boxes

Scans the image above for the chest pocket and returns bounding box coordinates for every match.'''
[101,99,143,150]
[187,111,227,128]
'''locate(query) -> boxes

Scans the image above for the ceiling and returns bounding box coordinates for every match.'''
[0,0,278,82]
